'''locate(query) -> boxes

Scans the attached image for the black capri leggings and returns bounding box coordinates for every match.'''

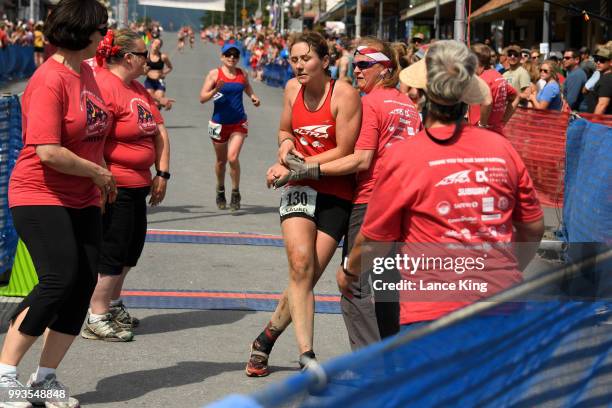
[10,205,101,337]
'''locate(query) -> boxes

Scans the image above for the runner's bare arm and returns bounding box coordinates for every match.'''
[199,69,221,103]
[277,78,302,164]
[243,75,260,106]
[304,81,361,164]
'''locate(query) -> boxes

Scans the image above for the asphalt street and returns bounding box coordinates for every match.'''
[0,38,563,408]
[1,40,350,407]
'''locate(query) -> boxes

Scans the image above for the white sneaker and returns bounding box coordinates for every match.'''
[26,373,79,408]
[0,374,32,408]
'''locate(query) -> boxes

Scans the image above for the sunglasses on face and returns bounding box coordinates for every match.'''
[540,68,549,73]
[594,56,609,63]
[224,52,240,59]
[531,55,539,59]
[97,25,108,36]
[352,60,380,70]
[521,53,529,58]
[507,52,519,58]
[412,38,423,43]
[130,51,149,59]
[563,56,574,60]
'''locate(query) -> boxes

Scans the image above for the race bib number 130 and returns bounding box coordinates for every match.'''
[279,186,317,218]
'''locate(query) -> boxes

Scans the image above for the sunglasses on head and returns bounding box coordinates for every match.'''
[352,60,380,70]
[224,52,240,59]
[130,50,149,59]
[594,56,609,63]
[97,25,108,36]
[507,51,519,58]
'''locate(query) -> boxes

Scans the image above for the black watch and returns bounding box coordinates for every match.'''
[156,170,171,180]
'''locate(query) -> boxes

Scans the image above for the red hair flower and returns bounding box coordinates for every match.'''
[95,30,121,67]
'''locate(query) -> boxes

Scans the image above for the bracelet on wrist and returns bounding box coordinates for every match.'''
[278,137,295,148]
[342,257,358,278]
[156,170,171,180]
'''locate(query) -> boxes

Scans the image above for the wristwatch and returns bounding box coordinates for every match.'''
[342,257,358,278]
[156,170,171,180]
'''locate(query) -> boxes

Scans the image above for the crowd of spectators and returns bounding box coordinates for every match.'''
[200,24,611,116]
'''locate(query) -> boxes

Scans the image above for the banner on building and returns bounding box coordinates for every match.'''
[137,0,225,12]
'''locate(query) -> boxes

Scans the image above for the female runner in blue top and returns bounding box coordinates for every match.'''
[199,43,261,211]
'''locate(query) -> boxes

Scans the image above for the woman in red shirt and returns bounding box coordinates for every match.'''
[82,29,170,342]
[344,40,544,331]
[1,1,112,406]
[245,32,361,376]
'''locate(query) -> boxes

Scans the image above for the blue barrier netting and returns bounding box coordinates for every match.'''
[207,248,612,408]
[0,46,36,87]
[235,43,293,88]
[563,118,612,244]
[0,95,22,284]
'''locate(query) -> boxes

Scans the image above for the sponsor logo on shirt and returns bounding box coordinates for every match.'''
[481,213,502,221]
[482,197,495,213]
[458,187,490,196]
[131,98,157,135]
[84,95,109,139]
[435,170,471,186]
[436,201,451,216]
[454,202,479,209]
[498,196,509,210]
[294,125,332,139]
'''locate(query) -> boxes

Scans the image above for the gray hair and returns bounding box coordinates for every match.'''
[426,40,477,105]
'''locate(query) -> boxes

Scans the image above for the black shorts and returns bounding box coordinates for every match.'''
[98,186,150,275]
[34,47,44,53]
[280,190,351,243]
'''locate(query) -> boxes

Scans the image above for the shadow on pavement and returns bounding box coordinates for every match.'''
[148,205,204,214]
[74,360,292,404]
[134,310,255,335]
[147,205,278,225]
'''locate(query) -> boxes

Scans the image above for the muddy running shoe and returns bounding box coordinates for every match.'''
[110,301,140,329]
[26,373,80,408]
[230,189,241,212]
[0,374,32,408]
[216,187,226,210]
[81,314,133,342]
[245,341,270,377]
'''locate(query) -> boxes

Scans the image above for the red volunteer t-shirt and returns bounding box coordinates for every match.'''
[95,67,164,188]
[9,58,110,208]
[468,69,517,135]
[354,87,421,204]
[361,125,543,325]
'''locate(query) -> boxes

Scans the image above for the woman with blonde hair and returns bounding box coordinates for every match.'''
[530,59,562,110]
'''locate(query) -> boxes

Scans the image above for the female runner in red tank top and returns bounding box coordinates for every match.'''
[245,32,362,376]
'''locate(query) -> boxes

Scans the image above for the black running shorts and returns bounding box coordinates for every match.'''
[279,188,351,243]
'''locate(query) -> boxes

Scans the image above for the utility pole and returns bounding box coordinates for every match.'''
[378,1,383,39]
[542,1,550,58]
[233,0,237,31]
[453,0,465,42]
[355,0,361,38]
[301,0,305,29]
[434,0,440,39]
[280,2,284,33]
[242,0,246,26]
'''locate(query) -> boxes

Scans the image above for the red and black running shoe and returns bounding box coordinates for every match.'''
[245,341,270,377]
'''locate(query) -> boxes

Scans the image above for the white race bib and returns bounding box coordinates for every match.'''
[279,186,317,218]
[208,121,222,140]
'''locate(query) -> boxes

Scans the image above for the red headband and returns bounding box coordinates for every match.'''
[95,30,121,67]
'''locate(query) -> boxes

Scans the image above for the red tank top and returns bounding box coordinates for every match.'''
[291,80,354,201]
